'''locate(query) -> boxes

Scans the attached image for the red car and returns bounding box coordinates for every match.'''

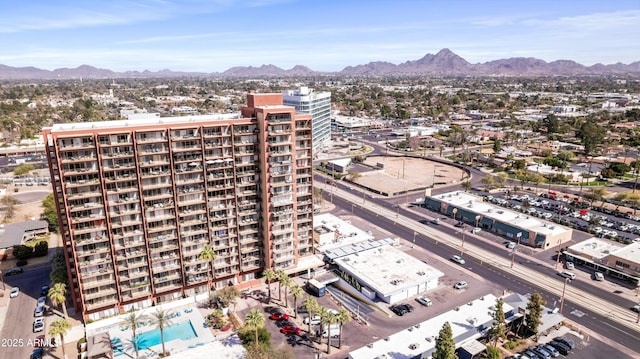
[269,313,289,321]
[280,325,301,335]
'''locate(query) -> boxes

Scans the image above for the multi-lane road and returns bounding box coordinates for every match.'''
[322,181,640,354]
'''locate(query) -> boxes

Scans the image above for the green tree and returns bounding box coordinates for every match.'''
[280,275,293,309]
[488,298,506,345]
[48,282,68,318]
[49,252,68,285]
[150,310,174,356]
[461,180,472,192]
[541,114,560,135]
[492,138,502,153]
[584,187,608,207]
[262,268,276,304]
[49,318,71,359]
[244,309,265,348]
[576,118,605,155]
[302,297,319,334]
[122,310,147,358]
[198,244,216,300]
[42,193,59,233]
[215,286,240,312]
[319,308,338,354]
[335,308,351,349]
[289,285,303,318]
[275,269,287,301]
[480,176,496,191]
[433,321,456,359]
[12,245,33,260]
[13,163,34,176]
[526,292,546,336]
[0,195,19,219]
[486,345,501,359]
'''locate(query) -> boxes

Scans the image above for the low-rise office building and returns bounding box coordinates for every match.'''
[564,237,640,285]
[423,191,572,248]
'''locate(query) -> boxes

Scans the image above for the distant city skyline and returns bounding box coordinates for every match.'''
[2,0,639,72]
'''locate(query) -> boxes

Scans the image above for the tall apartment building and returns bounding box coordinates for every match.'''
[282,87,331,155]
[43,93,315,320]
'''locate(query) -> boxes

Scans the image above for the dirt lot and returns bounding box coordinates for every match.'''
[357,156,465,195]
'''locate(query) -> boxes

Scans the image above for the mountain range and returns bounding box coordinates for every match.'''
[1,49,639,79]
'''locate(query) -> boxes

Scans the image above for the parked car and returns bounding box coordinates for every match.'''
[269,312,289,321]
[390,304,413,316]
[303,315,321,325]
[471,227,481,234]
[10,287,19,298]
[34,305,45,317]
[506,241,517,249]
[4,268,23,276]
[431,218,440,225]
[40,285,50,297]
[552,336,575,350]
[415,296,433,307]
[454,221,464,228]
[593,272,604,281]
[454,281,468,290]
[542,344,560,357]
[33,318,45,333]
[280,325,301,335]
[297,305,308,314]
[30,348,44,359]
[450,255,465,265]
[530,345,551,359]
[565,261,575,270]
[37,296,47,306]
[631,304,640,313]
[547,341,571,355]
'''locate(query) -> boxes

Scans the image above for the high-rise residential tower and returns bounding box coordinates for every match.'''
[282,87,331,155]
[43,93,314,320]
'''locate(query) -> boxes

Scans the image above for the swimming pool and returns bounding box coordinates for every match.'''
[135,321,198,350]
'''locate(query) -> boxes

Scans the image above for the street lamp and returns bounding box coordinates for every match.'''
[458,229,466,256]
[510,232,522,269]
[555,238,564,270]
[559,277,571,314]
[413,231,417,245]
[351,203,355,215]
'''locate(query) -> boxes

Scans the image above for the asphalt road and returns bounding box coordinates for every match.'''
[1,265,53,359]
[327,192,640,354]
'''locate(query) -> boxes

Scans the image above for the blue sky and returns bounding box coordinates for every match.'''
[1,0,639,72]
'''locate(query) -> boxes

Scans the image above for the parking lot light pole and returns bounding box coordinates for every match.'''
[559,277,571,314]
[511,232,522,269]
[555,238,563,270]
[459,229,466,256]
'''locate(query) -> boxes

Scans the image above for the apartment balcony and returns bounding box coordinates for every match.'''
[186,274,208,284]
[136,134,168,143]
[140,170,171,179]
[146,222,177,234]
[85,296,118,311]
[73,224,108,236]
[154,279,183,293]
[143,192,174,203]
[139,159,171,168]
[122,259,148,270]
[203,129,228,138]
[81,275,115,290]
[67,189,102,200]
[112,196,140,205]
[241,260,261,271]
[58,140,95,151]
[60,152,97,164]
[137,145,169,155]
[121,286,152,300]
[181,227,208,237]
[120,270,150,282]
[240,244,260,254]
[71,212,106,224]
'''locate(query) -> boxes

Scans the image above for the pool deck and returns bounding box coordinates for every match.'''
[107,305,216,357]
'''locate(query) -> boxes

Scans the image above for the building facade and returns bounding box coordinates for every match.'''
[282,87,331,155]
[43,93,314,320]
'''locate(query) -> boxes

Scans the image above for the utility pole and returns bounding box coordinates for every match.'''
[511,232,522,269]
[559,277,571,314]
[555,238,563,270]
[459,229,466,256]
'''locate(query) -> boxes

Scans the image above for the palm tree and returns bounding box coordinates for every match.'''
[198,244,216,300]
[47,283,68,318]
[289,285,304,318]
[49,318,71,359]
[322,309,338,354]
[280,275,293,308]
[122,310,147,357]
[302,297,319,335]
[335,308,351,349]
[262,268,276,303]
[244,309,265,347]
[275,269,287,301]
[150,310,174,356]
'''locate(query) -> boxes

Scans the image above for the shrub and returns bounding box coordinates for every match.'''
[33,242,49,257]
[12,245,33,260]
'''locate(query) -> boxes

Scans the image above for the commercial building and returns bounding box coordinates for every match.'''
[565,237,640,285]
[423,191,572,248]
[43,92,315,320]
[282,87,331,155]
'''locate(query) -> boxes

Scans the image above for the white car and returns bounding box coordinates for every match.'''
[10,287,19,298]
[506,241,517,249]
[303,315,321,325]
[454,281,468,290]
[33,318,45,333]
[450,255,465,265]
[471,227,481,234]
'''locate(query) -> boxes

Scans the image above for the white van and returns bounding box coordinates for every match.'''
[34,304,45,317]
[303,315,321,325]
[319,324,340,338]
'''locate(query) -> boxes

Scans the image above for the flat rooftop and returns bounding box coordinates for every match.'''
[334,244,443,297]
[349,294,512,359]
[432,191,571,237]
[609,242,640,263]
[313,213,374,251]
[48,113,243,132]
[567,237,624,260]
